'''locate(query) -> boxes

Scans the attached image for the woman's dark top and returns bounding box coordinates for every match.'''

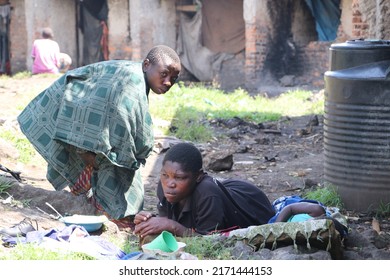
[157,175,275,235]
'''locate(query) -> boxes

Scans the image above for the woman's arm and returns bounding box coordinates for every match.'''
[133,216,200,237]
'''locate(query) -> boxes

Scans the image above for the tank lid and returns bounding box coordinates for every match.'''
[331,39,390,50]
[325,60,390,80]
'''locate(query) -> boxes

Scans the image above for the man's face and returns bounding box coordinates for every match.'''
[143,57,181,94]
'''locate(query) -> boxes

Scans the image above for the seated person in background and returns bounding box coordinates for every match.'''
[57,53,72,73]
[31,27,60,74]
[134,142,275,237]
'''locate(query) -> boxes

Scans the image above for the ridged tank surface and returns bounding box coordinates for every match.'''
[324,39,390,212]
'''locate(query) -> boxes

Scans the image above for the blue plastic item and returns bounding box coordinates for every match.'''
[60,215,108,232]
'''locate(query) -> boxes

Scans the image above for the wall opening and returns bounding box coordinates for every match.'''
[77,0,109,66]
[263,0,341,86]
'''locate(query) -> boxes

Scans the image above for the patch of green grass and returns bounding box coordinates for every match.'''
[169,107,213,142]
[303,183,344,209]
[9,71,57,80]
[310,183,390,218]
[0,243,95,260]
[0,179,33,208]
[0,179,12,196]
[374,201,390,218]
[114,234,233,260]
[109,234,140,254]
[0,235,234,260]
[0,129,37,163]
[0,226,137,260]
[19,199,32,208]
[11,71,32,79]
[180,236,233,260]
[149,83,324,142]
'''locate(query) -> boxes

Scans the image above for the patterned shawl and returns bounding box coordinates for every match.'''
[18,60,154,219]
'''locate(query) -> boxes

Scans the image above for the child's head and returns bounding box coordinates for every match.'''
[160,142,204,204]
[162,142,203,173]
[42,27,54,39]
[143,45,181,95]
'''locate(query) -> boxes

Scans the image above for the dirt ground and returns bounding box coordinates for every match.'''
[1,75,390,260]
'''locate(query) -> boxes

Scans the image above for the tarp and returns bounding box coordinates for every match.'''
[305,0,341,41]
[177,0,244,81]
[201,0,245,54]
[177,11,233,81]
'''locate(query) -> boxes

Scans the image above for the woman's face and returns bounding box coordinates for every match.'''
[160,160,199,204]
[143,57,181,95]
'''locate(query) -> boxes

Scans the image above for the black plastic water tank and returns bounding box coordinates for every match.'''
[324,40,390,212]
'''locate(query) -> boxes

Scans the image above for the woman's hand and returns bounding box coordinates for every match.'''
[134,211,154,225]
[134,216,189,237]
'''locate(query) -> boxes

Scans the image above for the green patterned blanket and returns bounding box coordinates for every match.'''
[18,61,154,219]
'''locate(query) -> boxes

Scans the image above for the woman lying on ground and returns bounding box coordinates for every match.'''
[134,142,275,237]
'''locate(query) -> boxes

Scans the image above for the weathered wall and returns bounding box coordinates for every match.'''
[225,0,390,90]
[6,0,390,91]
[355,0,390,39]
[8,0,177,74]
[296,42,331,87]
[351,0,370,38]
[217,52,245,91]
[129,0,177,61]
[291,0,317,46]
[243,0,269,89]
[338,0,353,41]
[9,0,76,74]
[8,0,27,74]
[107,0,131,60]
[76,0,132,66]
[244,0,312,89]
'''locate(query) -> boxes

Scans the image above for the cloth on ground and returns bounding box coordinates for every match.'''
[268,195,348,238]
[287,213,313,222]
[268,195,332,223]
[2,224,125,260]
[121,251,157,260]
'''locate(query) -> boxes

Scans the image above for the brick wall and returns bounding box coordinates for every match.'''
[107,0,132,60]
[218,51,245,91]
[9,0,27,74]
[351,0,369,38]
[296,41,331,87]
[245,22,266,88]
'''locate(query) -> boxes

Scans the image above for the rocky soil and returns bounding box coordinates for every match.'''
[1,76,390,260]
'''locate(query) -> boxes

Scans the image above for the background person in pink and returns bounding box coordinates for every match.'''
[31,27,60,74]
